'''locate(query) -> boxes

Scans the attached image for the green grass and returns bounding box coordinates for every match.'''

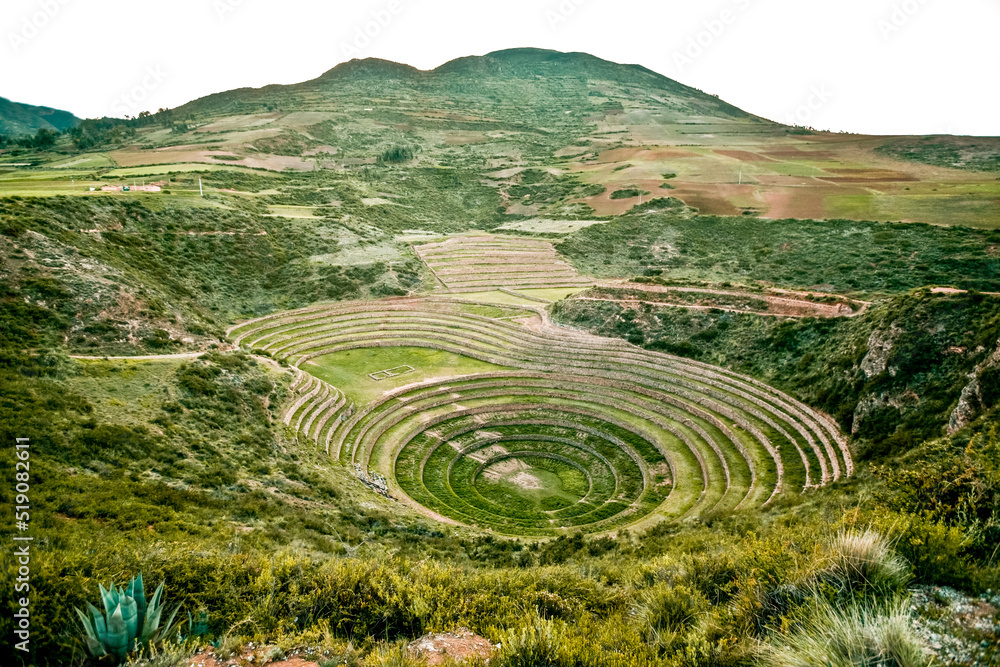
[449,303,534,319]
[303,346,511,405]
[441,290,546,306]
[477,454,592,513]
[65,359,187,425]
[45,153,114,169]
[516,287,591,302]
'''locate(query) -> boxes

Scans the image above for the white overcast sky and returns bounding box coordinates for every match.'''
[2,0,998,135]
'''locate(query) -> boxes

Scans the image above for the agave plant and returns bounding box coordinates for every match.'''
[74,573,184,662]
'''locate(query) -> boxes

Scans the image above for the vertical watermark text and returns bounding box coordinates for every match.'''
[13,438,32,653]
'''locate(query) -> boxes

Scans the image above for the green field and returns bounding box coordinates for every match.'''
[303,346,510,405]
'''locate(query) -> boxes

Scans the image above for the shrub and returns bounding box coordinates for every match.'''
[765,600,929,667]
[610,188,648,200]
[879,514,969,586]
[980,368,1000,407]
[495,618,571,667]
[841,510,971,587]
[379,145,416,164]
[817,530,910,597]
[633,583,707,647]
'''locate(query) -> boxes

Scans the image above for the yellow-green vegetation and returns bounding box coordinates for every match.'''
[558,213,1000,295]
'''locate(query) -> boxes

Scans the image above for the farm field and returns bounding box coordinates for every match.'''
[563,133,1000,228]
[495,218,612,234]
[266,205,320,218]
[414,234,595,292]
[437,290,548,306]
[516,286,592,302]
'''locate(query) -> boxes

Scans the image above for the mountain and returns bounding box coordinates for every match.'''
[176,47,760,123]
[0,96,81,136]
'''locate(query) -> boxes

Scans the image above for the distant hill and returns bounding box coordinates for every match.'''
[175,47,759,123]
[0,96,81,136]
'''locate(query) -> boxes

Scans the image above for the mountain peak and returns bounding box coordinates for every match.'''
[317,57,421,81]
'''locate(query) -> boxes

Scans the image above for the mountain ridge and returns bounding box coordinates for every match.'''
[173,47,759,122]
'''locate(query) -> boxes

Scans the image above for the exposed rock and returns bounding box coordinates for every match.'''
[910,586,1000,666]
[949,378,983,434]
[859,324,903,378]
[948,340,1000,434]
[852,392,916,435]
[407,628,497,665]
[186,645,319,667]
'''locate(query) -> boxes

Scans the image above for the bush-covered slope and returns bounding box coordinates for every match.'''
[557,213,1000,295]
[0,96,81,136]
[0,196,425,354]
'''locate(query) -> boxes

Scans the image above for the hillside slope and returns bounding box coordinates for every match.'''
[177,47,758,124]
[0,96,81,136]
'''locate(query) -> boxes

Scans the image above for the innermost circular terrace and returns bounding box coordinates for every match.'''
[228,297,852,536]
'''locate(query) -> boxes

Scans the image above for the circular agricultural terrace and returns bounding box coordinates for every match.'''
[229,298,852,536]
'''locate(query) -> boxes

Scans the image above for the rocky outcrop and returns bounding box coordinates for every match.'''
[852,392,917,436]
[948,340,1000,434]
[859,324,903,378]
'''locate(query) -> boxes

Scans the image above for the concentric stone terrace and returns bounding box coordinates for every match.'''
[229,298,851,535]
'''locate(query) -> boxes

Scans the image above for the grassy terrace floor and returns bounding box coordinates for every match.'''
[303,346,512,406]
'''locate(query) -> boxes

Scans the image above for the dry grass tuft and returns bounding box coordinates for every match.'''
[766,600,930,667]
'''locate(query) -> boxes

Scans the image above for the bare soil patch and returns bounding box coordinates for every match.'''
[407,628,496,665]
[595,147,700,162]
[186,647,318,667]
